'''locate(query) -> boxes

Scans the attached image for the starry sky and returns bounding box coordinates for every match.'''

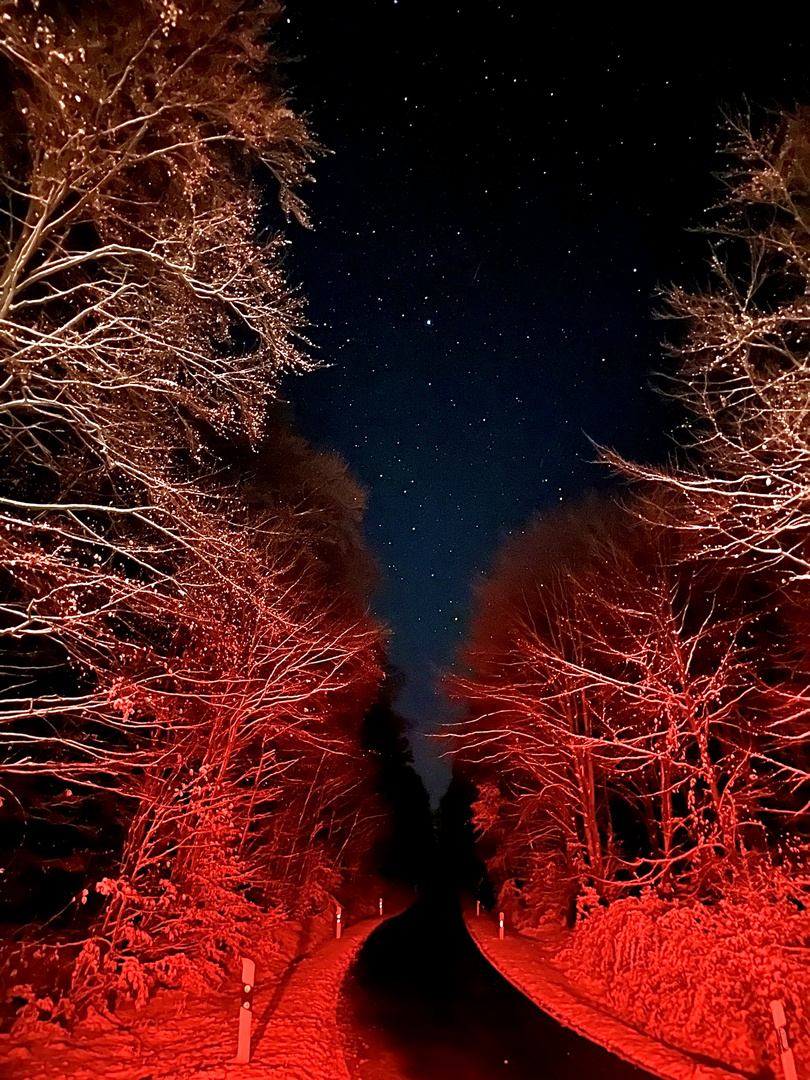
[275,5,809,799]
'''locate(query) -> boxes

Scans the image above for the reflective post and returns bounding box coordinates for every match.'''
[235,956,255,1064]
[336,903,342,939]
[378,896,384,916]
[498,911,505,940]
[476,900,481,916]
[770,1000,798,1080]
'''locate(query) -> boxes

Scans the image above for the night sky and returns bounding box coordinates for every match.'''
[275,6,810,799]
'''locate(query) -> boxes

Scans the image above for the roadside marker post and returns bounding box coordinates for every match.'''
[234,956,255,1064]
[770,1000,798,1080]
[498,911,504,940]
[336,903,342,939]
[378,896,384,916]
[476,900,480,916]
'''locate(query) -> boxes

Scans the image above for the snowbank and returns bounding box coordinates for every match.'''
[0,906,392,1080]
[244,914,385,1080]
[463,902,747,1080]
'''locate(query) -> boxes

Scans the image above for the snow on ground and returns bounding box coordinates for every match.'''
[244,915,385,1080]
[463,903,745,1080]
[0,904,395,1080]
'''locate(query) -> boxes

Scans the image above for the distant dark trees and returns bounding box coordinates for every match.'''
[447,109,810,925]
[0,0,391,1016]
[360,677,435,890]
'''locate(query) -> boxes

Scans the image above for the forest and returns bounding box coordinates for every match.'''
[0,0,432,1030]
[2,0,810,1076]
[446,110,810,1073]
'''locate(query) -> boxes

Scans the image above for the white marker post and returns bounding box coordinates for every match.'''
[476,900,481,916]
[770,1000,798,1080]
[498,911,505,940]
[234,956,255,1064]
[335,903,342,940]
[378,896,384,917]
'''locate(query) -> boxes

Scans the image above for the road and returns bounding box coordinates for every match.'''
[339,889,658,1079]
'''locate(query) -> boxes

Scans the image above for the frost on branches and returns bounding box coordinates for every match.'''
[445,497,807,911]
[608,108,810,586]
[446,109,810,1075]
[0,0,388,1025]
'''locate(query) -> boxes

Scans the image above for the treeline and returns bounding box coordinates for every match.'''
[0,0,396,1017]
[448,108,810,924]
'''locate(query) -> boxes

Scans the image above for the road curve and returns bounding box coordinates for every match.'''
[339,889,658,1079]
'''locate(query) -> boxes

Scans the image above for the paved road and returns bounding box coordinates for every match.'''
[339,889,658,1080]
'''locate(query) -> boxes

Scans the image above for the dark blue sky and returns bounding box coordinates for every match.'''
[275,5,808,798]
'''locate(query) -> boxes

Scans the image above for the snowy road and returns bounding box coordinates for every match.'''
[1,893,669,1079]
[339,890,657,1079]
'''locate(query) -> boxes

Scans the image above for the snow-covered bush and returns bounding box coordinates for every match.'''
[556,871,810,1075]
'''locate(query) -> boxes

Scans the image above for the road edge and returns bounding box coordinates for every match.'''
[462,902,750,1080]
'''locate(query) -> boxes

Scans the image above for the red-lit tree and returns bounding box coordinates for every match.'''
[445,110,810,1075]
[602,109,810,841]
[446,497,796,919]
[0,0,388,1014]
[604,111,810,580]
[447,110,810,926]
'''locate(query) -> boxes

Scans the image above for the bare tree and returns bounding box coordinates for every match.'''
[445,498,798,919]
[605,109,810,584]
[598,107,810,861]
[0,1,388,1013]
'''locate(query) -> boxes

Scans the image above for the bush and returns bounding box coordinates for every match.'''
[556,872,810,1075]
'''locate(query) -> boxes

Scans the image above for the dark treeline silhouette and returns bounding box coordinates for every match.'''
[360,674,435,892]
[434,768,493,903]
